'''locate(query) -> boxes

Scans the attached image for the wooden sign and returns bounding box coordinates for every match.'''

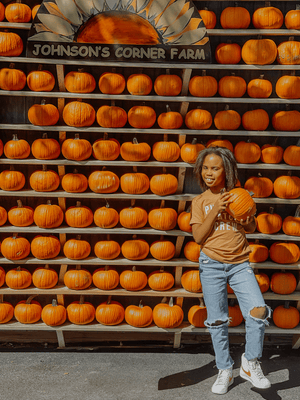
[26,0,211,63]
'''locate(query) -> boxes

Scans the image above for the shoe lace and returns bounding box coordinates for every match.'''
[249,360,265,380]
[216,369,232,385]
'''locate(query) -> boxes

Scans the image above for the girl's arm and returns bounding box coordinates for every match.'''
[192,192,232,245]
[239,215,257,233]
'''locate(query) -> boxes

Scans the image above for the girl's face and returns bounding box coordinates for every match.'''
[201,154,226,193]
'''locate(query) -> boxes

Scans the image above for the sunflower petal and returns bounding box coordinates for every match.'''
[169,27,206,45]
[37,14,75,36]
[163,8,193,37]
[75,0,96,16]
[105,0,119,10]
[155,0,186,29]
[28,32,73,42]
[148,0,171,19]
[136,0,149,12]
[93,0,105,11]
[55,0,82,25]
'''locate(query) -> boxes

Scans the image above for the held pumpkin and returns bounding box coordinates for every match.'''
[96,298,125,326]
[153,297,184,329]
[242,39,277,65]
[42,299,67,326]
[225,188,256,221]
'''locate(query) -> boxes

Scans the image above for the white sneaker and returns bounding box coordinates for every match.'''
[240,353,271,389]
[211,367,234,394]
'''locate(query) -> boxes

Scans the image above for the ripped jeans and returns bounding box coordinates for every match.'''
[199,251,271,370]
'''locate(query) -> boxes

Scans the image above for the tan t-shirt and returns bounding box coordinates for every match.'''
[190,190,251,264]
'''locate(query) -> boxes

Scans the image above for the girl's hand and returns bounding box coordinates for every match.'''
[236,215,254,225]
[214,191,233,213]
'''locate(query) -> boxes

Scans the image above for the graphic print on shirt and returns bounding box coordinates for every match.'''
[204,204,238,232]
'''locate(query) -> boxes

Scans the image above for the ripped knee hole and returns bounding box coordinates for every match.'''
[250,306,267,319]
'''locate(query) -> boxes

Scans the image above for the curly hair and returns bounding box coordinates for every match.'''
[194,146,238,191]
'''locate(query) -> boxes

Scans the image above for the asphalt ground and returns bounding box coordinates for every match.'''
[0,342,299,400]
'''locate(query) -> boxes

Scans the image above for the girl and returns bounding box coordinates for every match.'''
[190,147,271,395]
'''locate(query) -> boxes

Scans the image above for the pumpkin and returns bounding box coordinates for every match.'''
[285,9,300,29]
[275,75,300,99]
[28,101,59,126]
[150,173,178,196]
[120,171,149,194]
[185,108,212,130]
[27,67,55,92]
[0,300,14,324]
[241,39,277,65]
[65,201,93,228]
[127,73,152,95]
[8,199,34,227]
[94,203,119,229]
[178,210,192,233]
[5,266,32,289]
[64,69,96,93]
[128,105,156,128]
[152,140,180,162]
[121,238,149,260]
[154,73,182,96]
[214,107,241,130]
[119,206,147,229]
[284,140,300,166]
[270,271,297,295]
[32,265,58,289]
[34,200,64,229]
[92,133,120,161]
[206,138,233,152]
[42,299,67,326]
[96,298,125,325]
[247,75,273,98]
[63,265,92,289]
[0,266,5,287]
[0,205,7,226]
[252,6,283,29]
[31,4,40,19]
[0,167,25,191]
[199,9,216,29]
[96,105,127,128]
[188,72,218,97]
[282,205,300,236]
[61,169,88,193]
[0,139,2,156]
[181,138,205,163]
[261,142,284,164]
[31,235,61,259]
[242,109,269,131]
[0,3,4,22]
[0,31,23,57]
[218,75,246,98]
[88,170,119,193]
[255,272,270,293]
[184,241,201,262]
[94,239,120,260]
[1,234,30,260]
[120,138,151,161]
[62,134,92,160]
[5,2,31,22]
[0,63,26,90]
[274,175,300,199]
[98,71,125,94]
[125,300,153,327]
[67,296,95,325]
[220,6,250,29]
[153,297,184,328]
[120,266,147,291]
[157,105,183,130]
[249,241,269,263]
[93,266,119,290]
[273,302,300,329]
[270,242,300,264]
[181,269,202,292]
[150,239,175,261]
[29,165,60,192]
[148,206,177,231]
[228,301,244,327]
[234,141,261,164]
[14,296,42,324]
[215,42,241,64]
[188,298,207,327]
[148,267,174,291]
[272,110,300,131]
[226,188,256,221]
[256,208,282,234]
[63,236,91,260]
[277,40,300,65]
[63,101,95,127]
[31,133,60,160]
[244,175,274,197]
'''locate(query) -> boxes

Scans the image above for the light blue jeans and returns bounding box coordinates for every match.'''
[199,251,272,370]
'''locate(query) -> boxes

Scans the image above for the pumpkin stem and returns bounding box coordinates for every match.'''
[191,138,198,145]
[103,132,108,140]
[111,100,115,107]
[41,99,46,106]
[272,137,279,146]
[163,134,168,142]
[12,133,19,141]
[166,104,171,113]
[169,297,174,307]
[52,299,58,307]
[265,1,271,6]
[76,201,81,207]
[106,234,110,241]
[47,200,52,205]
[289,36,295,41]
[107,295,112,304]
[17,200,23,208]
[17,266,21,271]
[291,70,296,76]
[132,137,138,144]
[9,62,15,69]
[160,200,165,209]
[42,132,48,139]
[42,165,47,171]
[255,239,259,244]
[269,206,274,214]
[76,265,81,270]
[73,169,78,174]
[138,299,144,308]
[284,301,290,309]
[132,266,136,272]
[259,74,264,80]
[79,295,84,304]
[76,235,81,240]
[160,235,164,241]
[104,265,109,271]
[224,104,230,111]
[159,266,165,273]
[297,4,300,11]
[285,104,290,111]
[202,69,206,76]
[26,295,37,304]
[166,69,170,75]
[130,199,135,207]
[74,133,80,140]
[45,264,49,269]
[288,170,292,176]
[10,165,15,171]
[295,205,300,218]
[133,166,138,173]
[161,296,168,303]
[296,138,300,147]
[12,233,18,239]
[162,167,167,174]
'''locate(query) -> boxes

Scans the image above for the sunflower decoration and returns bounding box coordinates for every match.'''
[28,0,208,47]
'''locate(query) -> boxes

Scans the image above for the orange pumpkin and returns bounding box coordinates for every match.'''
[255,272,270,293]
[0,300,14,324]
[228,302,244,327]
[147,267,174,291]
[285,9,300,29]
[67,296,95,325]
[185,108,212,130]
[61,170,88,193]
[94,239,121,260]
[0,167,25,191]
[4,134,30,159]
[120,172,149,194]
[282,205,300,237]
[127,73,152,95]
[220,6,250,29]
[65,201,93,228]
[234,141,261,164]
[88,170,119,193]
[99,71,125,94]
[31,235,61,259]
[157,106,183,130]
[27,67,55,92]
[226,188,256,221]
[214,107,241,130]
[153,297,184,328]
[121,238,149,260]
[14,297,42,324]
[242,39,277,65]
[62,134,92,161]
[0,63,26,90]
[260,143,284,164]
[120,138,151,161]
[215,43,242,64]
[42,299,67,326]
[256,209,282,234]
[128,105,156,128]
[0,206,7,226]
[92,266,119,290]
[63,101,95,127]
[270,271,297,294]
[244,176,274,198]
[31,5,40,20]
[273,302,300,329]
[0,31,23,57]
[96,105,127,128]
[31,133,60,160]
[184,241,201,262]
[277,40,300,65]
[63,236,91,260]
[181,269,202,292]
[154,74,182,96]
[199,9,216,29]
[150,173,178,196]
[275,75,300,99]
[5,266,32,289]
[119,206,148,229]
[247,75,272,98]
[218,75,246,98]
[5,3,31,22]
[177,210,192,233]
[0,2,4,21]
[284,140,300,166]
[188,298,207,327]
[28,101,59,126]
[272,110,300,131]
[93,135,120,161]
[1,234,30,260]
[152,140,180,162]
[33,200,64,229]
[64,265,92,289]
[249,241,269,263]
[29,165,60,192]
[273,175,300,199]
[125,301,153,328]
[94,203,119,229]
[270,242,300,264]
[150,239,175,261]
[188,73,218,97]
[8,200,34,227]
[242,109,270,131]
[96,299,125,326]
[32,265,58,289]
[206,138,233,152]
[120,266,147,291]
[148,207,177,231]
[64,69,96,93]
[252,6,283,29]
[180,138,205,163]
